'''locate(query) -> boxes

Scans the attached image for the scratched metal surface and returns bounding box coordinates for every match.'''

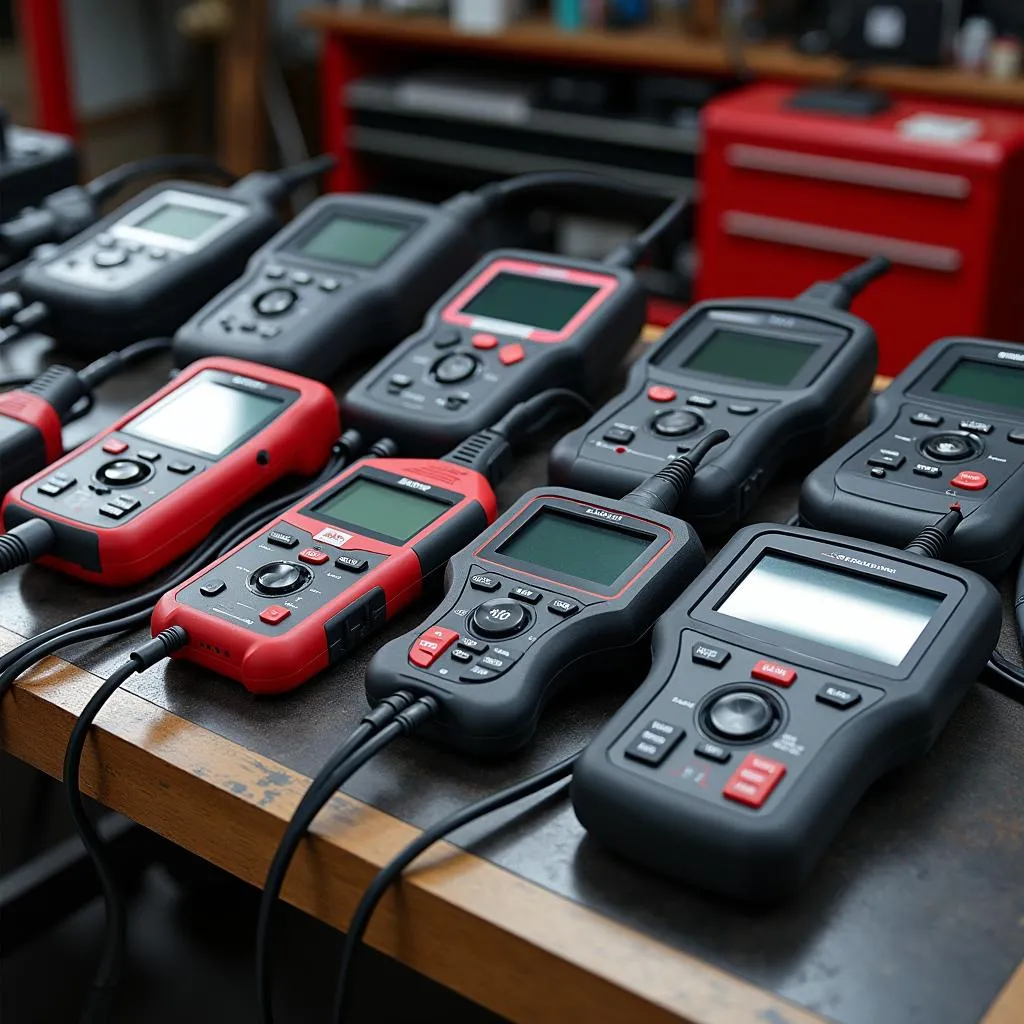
[2,335,1023,1024]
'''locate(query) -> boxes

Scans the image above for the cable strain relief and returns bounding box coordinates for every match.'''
[22,363,89,421]
[441,429,513,485]
[0,518,55,572]
[366,437,399,460]
[396,696,440,733]
[131,625,189,670]
[364,691,415,726]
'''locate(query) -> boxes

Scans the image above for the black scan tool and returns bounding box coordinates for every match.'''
[341,195,690,456]
[800,336,1024,579]
[364,434,726,755]
[172,191,482,380]
[14,156,332,356]
[549,257,890,535]
[571,513,1001,902]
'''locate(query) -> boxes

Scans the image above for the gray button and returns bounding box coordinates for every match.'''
[707,691,775,741]
[92,248,128,268]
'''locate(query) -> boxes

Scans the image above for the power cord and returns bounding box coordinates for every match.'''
[62,626,189,1024]
[798,255,892,312]
[256,695,440,1024]
[330,749,580,1023]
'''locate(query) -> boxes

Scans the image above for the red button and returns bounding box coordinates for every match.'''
[498,343,525,366]
[259,605,291,625]
[751,659,797,687]
[723,753,786,809]
[409,626,460,668]
[102,439,128,455]
[472,332,499,350]
[298,547,329,565]
[950,470,988,491]
[647,385,677,403]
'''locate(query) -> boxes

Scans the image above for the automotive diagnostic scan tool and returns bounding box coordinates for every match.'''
[14,157,332,355]
[571,514,1001,902]
[549,257,890,534]
[800,336,1024,578]
[363,434,727,755]
[1,358,339,586]
[172,190,484,380]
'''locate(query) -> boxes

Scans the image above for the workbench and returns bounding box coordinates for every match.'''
[1,335,1023,1024]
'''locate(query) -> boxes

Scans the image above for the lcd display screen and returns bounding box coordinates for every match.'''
[934,358,1024,410]
[297,216,410,266]
[717,554,942,667]
[127,375,284,459]
[133,203,228,241]
[678,330,818,386]
[460,272,600,332]
[313,477,449,543]
[498,508,653,587]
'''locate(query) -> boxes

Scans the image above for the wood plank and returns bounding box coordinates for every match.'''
[300,9,1024,106]
[218,0,268,176]
[984,961,1024,1023]
[0,624,824,1024]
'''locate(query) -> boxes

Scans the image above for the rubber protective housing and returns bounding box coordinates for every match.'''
[0,390,64,489]
[364,486,706,755]
[800,336,1024,579]
[571,524,1002,903]
[18,180,280,356]
[2,357,339,586]
[549,297,877,536]
[151,458,497,693]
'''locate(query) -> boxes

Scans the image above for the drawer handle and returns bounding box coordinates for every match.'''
[723,212,963,273]
[726,144,971,200]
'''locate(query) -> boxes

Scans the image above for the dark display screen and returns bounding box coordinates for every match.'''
[717,554,942,667]
[680,330,818,386]
[313,477,449,543]
[934,358,1024,410]
[297,215,410,266]
[498,508,653,587]
[460,272,600,331]
[127,375,284,459]
[134,203,227,240]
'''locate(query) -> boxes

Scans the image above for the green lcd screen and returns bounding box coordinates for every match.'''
[460,272,600,332]
[681,330,818,386]
[313,477,449,543]
[297,216,410,267]
[134,203,227,240]
[498,509,653,587]
[934,359,1024,411]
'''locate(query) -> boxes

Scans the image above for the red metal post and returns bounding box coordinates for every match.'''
[321,30,368,193]
[17,0,78,137]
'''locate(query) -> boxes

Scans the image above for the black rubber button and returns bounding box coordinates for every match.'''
[651,409,702,438]
[433,352,478,385]
[471,598,530,639]
[706,691,776,741]
[249,561,312,597]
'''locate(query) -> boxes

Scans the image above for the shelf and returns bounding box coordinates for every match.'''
[302,8,1024,106]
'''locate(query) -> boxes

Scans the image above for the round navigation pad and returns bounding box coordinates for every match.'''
[650,409,702,438]
[253,288,298,317]
[921,432,982,463]
[249,561,313,597]
[432,352,478,385]
[95,459,152,488]
[471,598,530,639]
[705,690,778,742]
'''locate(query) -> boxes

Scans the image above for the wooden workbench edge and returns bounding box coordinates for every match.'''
[0,633,824,1024]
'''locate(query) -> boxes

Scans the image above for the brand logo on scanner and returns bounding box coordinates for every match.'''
[398,478,431,492]
[997,351,1024,363]
[585,508,623,522]
[822,552,897,575]
[314,527,353,549]
[230,375,269,390]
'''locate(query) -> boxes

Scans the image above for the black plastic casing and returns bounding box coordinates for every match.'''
[172,193,481,380]
[571,524,1002,903]
[341,250,646,456]
[549,297,877,536]
[18,180,280,356]
[0,126,79,221]
[364,486,706,755]
[800,336,1024,579]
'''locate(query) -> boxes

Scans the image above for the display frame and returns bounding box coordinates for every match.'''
[651,308,851,390]
[910,340,1024,416]
[121,368,298,463]
[114,189,250,254]
[285,207,423,269]
[441,258,620,343]
[301,465,459,546]
[476,495,672,599]
[690,530,966,682]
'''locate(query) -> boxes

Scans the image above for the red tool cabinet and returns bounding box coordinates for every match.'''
[697,83,1024,374]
